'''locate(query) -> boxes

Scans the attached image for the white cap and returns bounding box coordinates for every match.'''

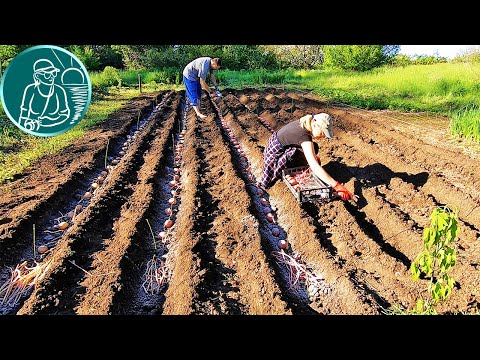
[313,113,333,139]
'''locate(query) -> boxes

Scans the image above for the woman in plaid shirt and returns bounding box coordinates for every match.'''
[259,113,354,201]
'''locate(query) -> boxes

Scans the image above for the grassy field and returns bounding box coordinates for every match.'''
[220,63,480,112]
[0,88,147,184]
[218,63,480,141]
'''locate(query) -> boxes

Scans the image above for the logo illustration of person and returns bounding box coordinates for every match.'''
[1,45,92,137]
[19,59,70,131]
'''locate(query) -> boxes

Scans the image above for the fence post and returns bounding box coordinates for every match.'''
[138,73,142,94]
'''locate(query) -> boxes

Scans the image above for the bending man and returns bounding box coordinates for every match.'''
[182,57,221,119]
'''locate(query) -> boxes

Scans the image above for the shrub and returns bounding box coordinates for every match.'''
[323,45,399,71]
[97,66,122,88]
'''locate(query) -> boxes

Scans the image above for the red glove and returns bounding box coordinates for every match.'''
[333,181,353,201]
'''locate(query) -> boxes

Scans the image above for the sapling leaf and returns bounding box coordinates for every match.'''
[440,285,447,300]
[411,263,420,281]
[410,206,459,311]
[437,213,448,231]
[446,252,452,266]
[416,299,424,312]
[423,227,430,243]
[427,230,436,249]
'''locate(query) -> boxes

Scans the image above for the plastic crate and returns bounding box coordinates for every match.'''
[282,166,332,203]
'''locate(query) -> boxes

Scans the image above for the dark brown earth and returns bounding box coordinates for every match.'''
[1,87,479,315]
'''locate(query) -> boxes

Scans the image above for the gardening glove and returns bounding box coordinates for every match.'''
[216,90,222,98]
[333,181,353,201]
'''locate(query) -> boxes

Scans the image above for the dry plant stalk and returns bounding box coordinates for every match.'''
[0,259,53,307]
[142,256,171,294]
[142,221,172,295]
[272,250,330,296]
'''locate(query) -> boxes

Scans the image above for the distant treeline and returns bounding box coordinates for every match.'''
[3,45,480,74]
[0,45,443,73]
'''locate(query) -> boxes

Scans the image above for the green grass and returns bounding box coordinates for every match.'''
[295,63,480,113]
[215,63,480,142]
[216,69,302,88]
[450,105,480,142]
[0,88,145,184]
[89,68,185,90]
[215,63,480,112]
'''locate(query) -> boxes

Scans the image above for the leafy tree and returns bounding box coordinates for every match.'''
[391,53,413,67]
[220,45,278,70]
[111,45,154,69]
[453,46,480,63]
[135,45,278,71]
[262,45,324,69]
[323,45,400,71]
[0,45,31,75]
[411,54,448,65]
[89,46,123,69]
[68,45,100,71]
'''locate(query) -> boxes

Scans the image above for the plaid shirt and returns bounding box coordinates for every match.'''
[260,132,297,188]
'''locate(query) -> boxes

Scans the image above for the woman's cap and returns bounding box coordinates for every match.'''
[313,113,334,139]
[33,59,60,74]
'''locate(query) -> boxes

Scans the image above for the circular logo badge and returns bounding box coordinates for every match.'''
[0,45,92,137]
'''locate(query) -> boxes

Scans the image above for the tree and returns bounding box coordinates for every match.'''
[323,45,400,71]
[221,45,278,70]
[262,45,325,69]
[453,46,480,63]
[0,45,30,75]
[111,45,153,69]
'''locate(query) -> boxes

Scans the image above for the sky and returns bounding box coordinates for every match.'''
[399,45,479,59]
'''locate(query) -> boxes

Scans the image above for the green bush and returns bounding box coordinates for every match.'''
[391,54,413,67]
[323,45,399,71]
[93,66,122,89]
[143,68,181,84]
[452,47,480,63]
[141,47,181,68]
[70,45,100,71]
[413,55,448,65]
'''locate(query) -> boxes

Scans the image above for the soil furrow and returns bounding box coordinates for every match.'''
[16,95,175,314]
[323,127,480,254]
[1,88,479,315]
[257,88,480,314]
[74,94,182,314]
[197,97,289,314]
[161,108,203,314]
[0,94,163,258]
[316,104,480,228]
[226,91,424,311]
[218,95,377,314]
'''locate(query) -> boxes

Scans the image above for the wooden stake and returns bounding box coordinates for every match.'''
[105,138,110,170]
[32,224,36,259]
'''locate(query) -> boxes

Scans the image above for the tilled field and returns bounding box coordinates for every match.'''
[1,88,479,315]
